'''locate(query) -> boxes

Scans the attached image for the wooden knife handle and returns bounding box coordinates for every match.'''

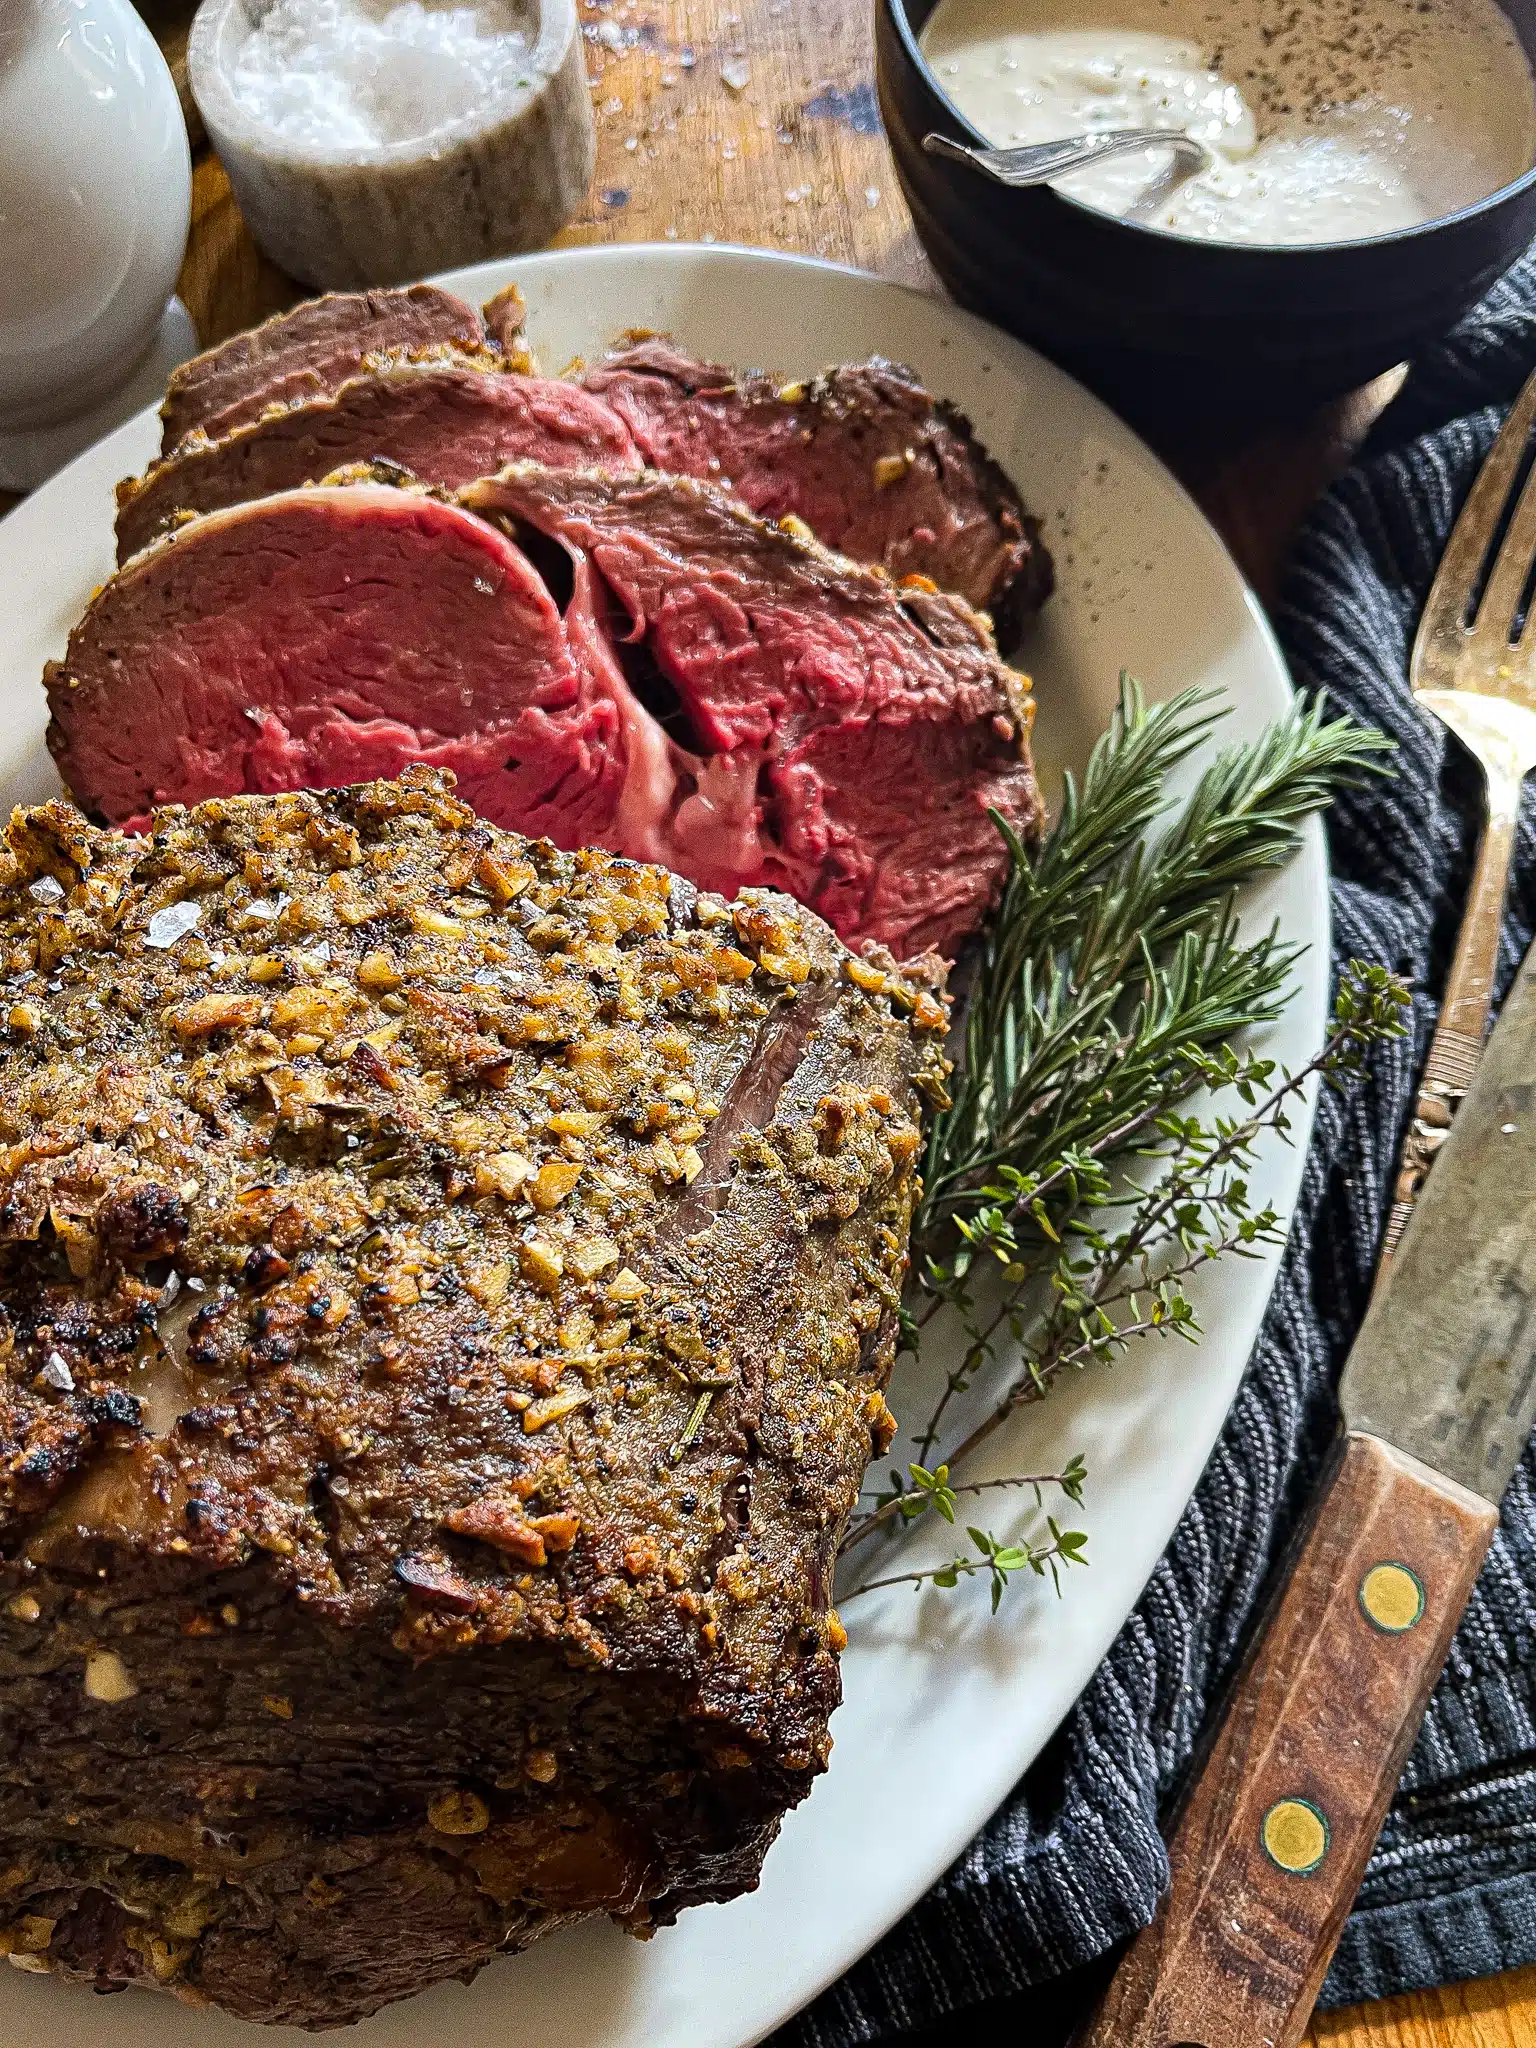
[1074,1431,1497,2048]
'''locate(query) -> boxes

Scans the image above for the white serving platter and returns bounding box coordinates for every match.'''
[0,244,1325,2048]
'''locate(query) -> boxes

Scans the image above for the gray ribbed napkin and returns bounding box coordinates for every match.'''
[782,243,1536,2048]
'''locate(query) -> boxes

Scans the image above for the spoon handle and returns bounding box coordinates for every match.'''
[922,127,1212,187]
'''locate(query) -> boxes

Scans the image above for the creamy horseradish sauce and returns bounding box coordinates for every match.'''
[919,0,1536,244]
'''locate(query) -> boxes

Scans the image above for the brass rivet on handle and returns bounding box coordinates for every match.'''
[1359,1561,1426,1635]
[1260,1798,1329,1876]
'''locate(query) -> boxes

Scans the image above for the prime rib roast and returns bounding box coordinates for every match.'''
[49,468,1042,961]
[121,288,1050,642]
[0,768,948,2026]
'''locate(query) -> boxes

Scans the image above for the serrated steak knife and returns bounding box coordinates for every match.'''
[1076,940,1536,2048]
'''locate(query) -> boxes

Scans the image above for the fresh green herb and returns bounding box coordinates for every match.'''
[917,678,1393,1246]
[845,1520,1091,1610]
[839,680,1408,1607]
[863,1453,1088,1524]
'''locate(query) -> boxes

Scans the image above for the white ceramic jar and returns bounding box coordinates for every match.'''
[0,0,195,490]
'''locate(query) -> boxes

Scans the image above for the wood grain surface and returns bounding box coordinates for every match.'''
[9,5,1531,2043]
[1312,1967,1536,2045]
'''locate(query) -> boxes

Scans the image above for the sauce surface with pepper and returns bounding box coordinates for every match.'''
[921,0,1536,244]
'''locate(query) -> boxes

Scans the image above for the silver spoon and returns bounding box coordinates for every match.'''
[922,128,1213,188]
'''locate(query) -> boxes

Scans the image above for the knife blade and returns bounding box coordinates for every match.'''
[1342,941,1536,1499]
[1075,942,1536,2048]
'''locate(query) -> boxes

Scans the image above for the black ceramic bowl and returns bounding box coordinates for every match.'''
[877,0,1536,416]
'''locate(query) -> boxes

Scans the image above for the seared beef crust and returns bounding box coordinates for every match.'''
[0,769,945,2026]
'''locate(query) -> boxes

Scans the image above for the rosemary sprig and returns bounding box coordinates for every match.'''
[838,680,1407,1608]
[918,679,1393,1247]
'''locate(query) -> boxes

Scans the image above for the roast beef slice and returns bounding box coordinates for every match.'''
[118,363,641,563]
[158,284,528,454]
[581,336,1053,639]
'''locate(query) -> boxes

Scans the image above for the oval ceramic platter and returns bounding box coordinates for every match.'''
[0,245,1325,2048]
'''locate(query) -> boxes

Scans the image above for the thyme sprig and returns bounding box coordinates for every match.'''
[863,1453,1088,1523]
[838,681,1406,1608]
[845,1521,1090,1610]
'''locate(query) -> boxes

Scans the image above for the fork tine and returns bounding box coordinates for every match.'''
[1422,368,1536,651]
[1477,433,1536,649]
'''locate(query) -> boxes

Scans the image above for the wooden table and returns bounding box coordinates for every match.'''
[18,4,1535,2041]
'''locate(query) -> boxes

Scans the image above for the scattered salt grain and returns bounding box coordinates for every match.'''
[865,184,881,206]
[227,0,534,152]
[720,56,751,91]
[595,19,622,48]
[679,45,695,67]
[146,900,203,949]
[43,1352,73,1392]
[27,876,64,906]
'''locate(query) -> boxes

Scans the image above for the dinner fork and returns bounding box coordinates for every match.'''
[1378,365,1536,1278]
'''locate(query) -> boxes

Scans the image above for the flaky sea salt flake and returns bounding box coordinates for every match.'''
[146,901,204,949]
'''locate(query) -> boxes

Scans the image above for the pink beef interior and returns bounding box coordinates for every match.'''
[50,487,630,847]
[464,467,1040,957]
[47,473,1040,959]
